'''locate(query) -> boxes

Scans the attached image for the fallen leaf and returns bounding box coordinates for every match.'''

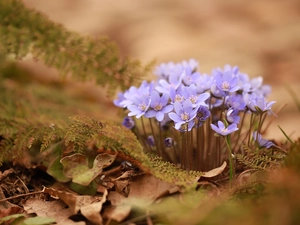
[23,198,72,223]
[60,153,116,186]
[108,174,179,207]
[103,204,132,223]
[80,189,108,225]
[0,206,23,220]
[43,187,99,214]
[202,161,227,178]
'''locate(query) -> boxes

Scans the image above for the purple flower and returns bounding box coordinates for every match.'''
[181,58,199,71]
[183,84,210,107]
[195,74,214,94]
[226,108,240,124]
[114,92,126,108]
[154,61,177,80]
[226,94,246,111]
[144,91,173,122]
[210,83,226,98]
[122,116,135,129]
[211,121,238,136]
[164,137,173,147]
[182,67,201,86]
[147,135,155,146]
[244,93,276,114]
[168,99,198,131]
[242,76,263,93]
[119,81,153,108]
[169,85,186,104]
[214,70,240,93]
[253,131,274,148]
[155,66,185,94]
[196,105,211,121]
[127,94,151,119]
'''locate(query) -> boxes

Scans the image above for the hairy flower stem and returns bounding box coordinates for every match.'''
[190,129,194,170]
[149,118,159,156]
[260,113,269,133]
[186,130,191,170]
[206,116,212,170]
[141,117,151,152]
[181,132,186,169]
[255,114,263,147]
[225,135,234,187]
[196,122,204,171]
[233,111,246,152]
[132,118,147,150]
[247,113,255,146]
[158,122,165,160]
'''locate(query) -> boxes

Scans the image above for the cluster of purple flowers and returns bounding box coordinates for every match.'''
[115,59,275,136]
[115,59,277,172]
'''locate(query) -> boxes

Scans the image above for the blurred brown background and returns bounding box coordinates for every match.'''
[22,0,300,140]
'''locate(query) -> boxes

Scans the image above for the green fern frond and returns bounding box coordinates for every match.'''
[0,0,148,95]
[237,145,285,171]
[149,156,203,188]
[64,115,104,153]
[0,114,201,188]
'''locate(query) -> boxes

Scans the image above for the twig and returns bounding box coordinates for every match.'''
[0,190,44,203]
[16,176,30,193]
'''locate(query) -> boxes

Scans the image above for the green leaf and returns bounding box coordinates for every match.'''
[0,214,25,223]
[69,181,98,195]
[60,153,116,186]
[46,156,71,183]
[23,217,56,225]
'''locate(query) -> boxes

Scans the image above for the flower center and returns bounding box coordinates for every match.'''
[180,112,189,121]
[154,103,163,111]
[175,94,184,103]
[221,127,228,133]
[197,111,204,119]
[221,81,230,90]
[179,123,188,132]
[189,95,197,104]
[138,103,147,111]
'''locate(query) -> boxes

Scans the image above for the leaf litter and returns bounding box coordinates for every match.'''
[0,153,231,225]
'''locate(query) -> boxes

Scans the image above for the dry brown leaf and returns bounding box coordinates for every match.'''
[202,161,227,178]
[23,198,75,224]
[43,187,101,214]
[103,204,132,222]
[108,174,179,207]
[114,180,130,197]
[111,170,135,181]
[80,189,108,225]
[129,174,179,203]
[0,206,23,220]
